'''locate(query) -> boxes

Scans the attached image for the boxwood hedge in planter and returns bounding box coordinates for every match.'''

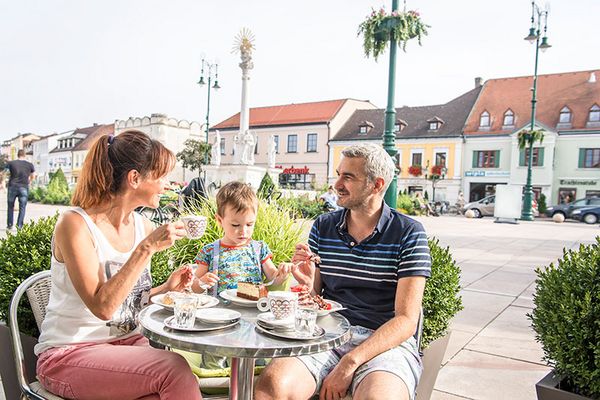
[529,238,600,398]
[422,238,463,348]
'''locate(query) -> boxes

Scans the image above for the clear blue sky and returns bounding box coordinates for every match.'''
[1,0,598,141]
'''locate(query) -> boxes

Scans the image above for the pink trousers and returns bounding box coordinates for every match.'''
[37,334,202,400]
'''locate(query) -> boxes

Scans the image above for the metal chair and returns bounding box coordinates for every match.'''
[9,270,64,400]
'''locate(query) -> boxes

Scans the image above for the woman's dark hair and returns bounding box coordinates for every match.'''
[71,130,175,208]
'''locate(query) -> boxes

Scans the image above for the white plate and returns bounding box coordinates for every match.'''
[256,312,294,328]
[196,308,241,324]
[256,319,295,332]
[316,300,344,317]
[255,323,325,341]
[163,316,239,332]
[150,293,219,310]
[219,289,258,307]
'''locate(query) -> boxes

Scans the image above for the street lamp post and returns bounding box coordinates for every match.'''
[521,1,550,220]
[382,0,400,208]
[197,59,221,177]
[425,160,447,203]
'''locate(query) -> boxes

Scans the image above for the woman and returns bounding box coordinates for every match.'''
[35,130,202,399]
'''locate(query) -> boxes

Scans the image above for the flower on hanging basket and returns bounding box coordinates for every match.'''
[358,7,429,60]
[431,164,444,176]
[517,128,545,149]
[408,165,422,177]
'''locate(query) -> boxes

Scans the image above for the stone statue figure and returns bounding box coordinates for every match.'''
[267,135,276,168]
[210,130,221,166]
[240,130,256,165]
[233,28,255,71]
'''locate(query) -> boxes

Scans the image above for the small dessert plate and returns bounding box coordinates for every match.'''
[163,316,239,332]
[151,293,219,310]
[316,300,344,317]
[196,308,241,324]
[219,289,258,307]
[256,312,294,328]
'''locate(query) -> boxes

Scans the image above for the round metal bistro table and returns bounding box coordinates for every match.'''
[138,302,352,400]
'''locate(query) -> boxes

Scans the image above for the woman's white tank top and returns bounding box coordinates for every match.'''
[35,208,151,355]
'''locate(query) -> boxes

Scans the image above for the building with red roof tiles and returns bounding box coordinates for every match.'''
[462,70,600,205]
[210,99,376,188]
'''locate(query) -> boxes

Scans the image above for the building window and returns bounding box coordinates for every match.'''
[411,152,422,166]
[579,148,600,168]
[559,106,571,123]
[358,121,374,135]
[287,135,298,153]
[558,188,576,204]
[394,124,400,132]
[273,135,279,153]
[479,111,490,127]
[435,152,447,167]
[429,122,439,130]
[306,133,317,152]
[503,109,514,126]
[472,150,500,168]
[519,147,544,167]
[359,126,367,134]
[220,138,226,155]
[589,104,600,122]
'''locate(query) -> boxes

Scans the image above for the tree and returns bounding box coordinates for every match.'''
[0,154,8,170]
[176,139,212,173]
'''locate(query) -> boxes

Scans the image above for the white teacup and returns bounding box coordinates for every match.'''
[257,291,298,320]
[181,215,207,239]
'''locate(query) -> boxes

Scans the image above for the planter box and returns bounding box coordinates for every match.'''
[536,370,592,400]
[416,332,451,400]
[0,323,38,400]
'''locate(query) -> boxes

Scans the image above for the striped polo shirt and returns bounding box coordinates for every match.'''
[309,203,431,330]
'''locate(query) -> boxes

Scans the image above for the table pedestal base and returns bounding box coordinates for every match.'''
[229,357,255,400]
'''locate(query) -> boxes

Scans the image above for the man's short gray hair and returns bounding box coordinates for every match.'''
[341,143,395,192]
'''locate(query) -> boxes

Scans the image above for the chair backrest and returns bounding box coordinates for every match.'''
[9,270,52,400]
[415,307,424,354]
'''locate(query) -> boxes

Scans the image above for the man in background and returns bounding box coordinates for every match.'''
[6,149,35,230]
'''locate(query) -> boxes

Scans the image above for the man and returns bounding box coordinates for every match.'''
[319,185,341,211]
[6,149,35,230]
[255,143,431,400]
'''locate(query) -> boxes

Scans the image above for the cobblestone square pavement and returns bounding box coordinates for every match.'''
[1,192,598,399]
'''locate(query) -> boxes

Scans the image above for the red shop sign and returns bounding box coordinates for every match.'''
[280,165,310,175]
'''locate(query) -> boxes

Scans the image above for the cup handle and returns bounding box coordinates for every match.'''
[256,297,269,312]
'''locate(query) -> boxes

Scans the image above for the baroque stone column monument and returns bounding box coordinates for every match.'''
[206,28,280,190]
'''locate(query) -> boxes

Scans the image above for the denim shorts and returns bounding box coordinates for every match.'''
[298,325,422,399]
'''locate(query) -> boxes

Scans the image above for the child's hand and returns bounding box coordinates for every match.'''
[198,272,219,289]
[274,262,293,284]
[165,264,194,292]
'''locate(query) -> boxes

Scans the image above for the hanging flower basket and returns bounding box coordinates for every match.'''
[358,7,429,60]
[408,165,423,177]
[518,128,545,149]
[430,165,444,177]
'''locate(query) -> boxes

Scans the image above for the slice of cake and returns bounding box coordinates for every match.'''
[236,282,268,301]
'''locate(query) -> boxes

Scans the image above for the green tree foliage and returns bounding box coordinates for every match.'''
[538,193,547,214]
[529,238,600,398]
[0,154,8,170]
[396,193,415,215]
[518,128,545,149]
[44,168,71,204]
[177,139,212,172]
[422,239,463,348]
[257,172,275,200]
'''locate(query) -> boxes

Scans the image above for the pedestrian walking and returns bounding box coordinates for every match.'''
[6,149,35,230]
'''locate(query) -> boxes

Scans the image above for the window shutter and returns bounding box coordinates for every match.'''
[538,148,544,167]
[519,149,526,167]
[494,150,500,167]
[472,151,478,168]
[578,149,586,168]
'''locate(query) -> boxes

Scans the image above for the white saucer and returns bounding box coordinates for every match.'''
[151,293,219,310]
[256,312,294,328]
[196,308,241,324]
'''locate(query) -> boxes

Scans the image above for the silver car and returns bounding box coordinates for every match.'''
[463,194,538,218]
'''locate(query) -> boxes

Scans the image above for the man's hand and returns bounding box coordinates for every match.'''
[291,243,316,287]
[319,356,358,400]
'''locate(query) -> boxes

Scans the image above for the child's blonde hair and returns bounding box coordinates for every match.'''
[216,181,258,217]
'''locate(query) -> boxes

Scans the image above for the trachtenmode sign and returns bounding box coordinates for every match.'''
[464,170,510,177]
[559,179,598,186]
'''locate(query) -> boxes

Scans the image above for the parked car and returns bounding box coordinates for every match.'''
[570,205,600,224]
[463,195,538,218]
[545,197,600,220]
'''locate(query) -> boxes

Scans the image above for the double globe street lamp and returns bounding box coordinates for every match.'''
[521,1,551,220]
[197,59,221,172]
